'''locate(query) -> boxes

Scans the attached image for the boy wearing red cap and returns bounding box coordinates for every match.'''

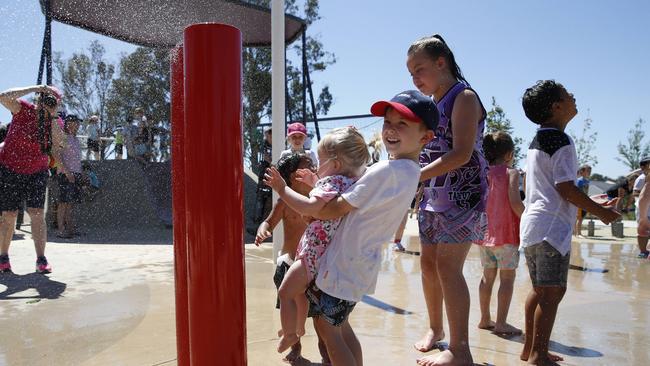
[280,122,318,167]
[306,90,437,365]
[0,84,68,273]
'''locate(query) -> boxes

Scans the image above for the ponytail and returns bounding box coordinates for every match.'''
[482,132,514,165]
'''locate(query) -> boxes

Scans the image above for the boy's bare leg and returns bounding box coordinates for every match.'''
[520,287,565,364]
[277,261,310,353]
[417,243,473,366]
[478,267,497,329]
[415,243,445,352]
[638,235,649,254]
[57,203,67,235]
[312,318,331,365]
[283,340,302,363]
[493,269,521,335]
[341,319,362,366]
[527,286,566,365]
[314,317,358,366]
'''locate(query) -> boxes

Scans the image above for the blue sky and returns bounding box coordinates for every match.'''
[1,0,649,177]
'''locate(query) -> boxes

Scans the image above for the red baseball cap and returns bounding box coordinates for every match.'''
[370,90,439,130]
[287,122,307,137]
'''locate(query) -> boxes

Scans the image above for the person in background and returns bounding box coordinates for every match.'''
[114,126,124,160]
[57,114,83,238]
[0,84,69,274]
[633,157,650,258]
[574,165,591,238]
[85,115,101,161]
[280,122,318,167]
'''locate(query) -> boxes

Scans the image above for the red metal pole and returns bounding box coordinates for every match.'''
[170,44,190,366]
[183,24,246,365]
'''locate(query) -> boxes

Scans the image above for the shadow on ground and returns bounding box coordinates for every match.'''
[0,272,67,300]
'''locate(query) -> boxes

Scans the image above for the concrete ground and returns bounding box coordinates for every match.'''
[0,219,649,365]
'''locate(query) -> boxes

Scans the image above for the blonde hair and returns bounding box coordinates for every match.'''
[318,126,370,176]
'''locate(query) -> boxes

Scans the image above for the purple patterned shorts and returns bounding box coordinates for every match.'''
[418,210,486,245]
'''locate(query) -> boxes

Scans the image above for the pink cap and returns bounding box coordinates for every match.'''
[287,122,307,137]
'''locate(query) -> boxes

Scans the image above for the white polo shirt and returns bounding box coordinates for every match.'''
[520,128,578,256]
[315,159,420,302]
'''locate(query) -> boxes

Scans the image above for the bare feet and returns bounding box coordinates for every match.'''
[526,354,563,366]
[521,349,564,363]
[477,319,495,330]
[277,333,300,353]
[297,324,306,338]
[492,323,522,336]
[282,346,302,363]
[414,329,445,352]
[416,349,473,366]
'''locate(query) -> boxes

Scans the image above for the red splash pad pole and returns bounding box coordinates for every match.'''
[170,44,190,366]
[183,23,246,364]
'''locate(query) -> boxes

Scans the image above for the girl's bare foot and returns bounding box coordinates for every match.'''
[416,349,473,366]
[492,322,522,335]
[414,329,445,352]
[521,350,563,363]
[297,325,306,337]
[477,319,496,330]
[278,333,300,353]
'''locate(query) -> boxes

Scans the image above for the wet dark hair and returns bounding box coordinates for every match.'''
[408,34,469,85]
[276,153,313,188]
[483,131,515,165]
[522,80,565,125]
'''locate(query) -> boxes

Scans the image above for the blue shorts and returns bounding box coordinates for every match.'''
[524,241,570,288]
[419,210,486,244]
[306,283,356,327]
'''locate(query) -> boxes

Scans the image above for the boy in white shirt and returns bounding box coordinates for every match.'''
[307,90,437,366]
[519,80,619,366]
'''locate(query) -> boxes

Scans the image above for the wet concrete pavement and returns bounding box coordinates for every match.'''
[0,220,648,365]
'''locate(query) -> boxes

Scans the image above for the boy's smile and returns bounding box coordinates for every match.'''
[382,109,433,160]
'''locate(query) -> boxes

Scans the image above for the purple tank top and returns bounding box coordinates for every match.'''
[419,82,489,213]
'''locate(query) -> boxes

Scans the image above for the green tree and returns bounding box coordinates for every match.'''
[243,0,335,174]
[568,116,598,168]
[106,47,170,132]
[485,97,523,166]
[55,40,115,130]
[617,118,650,170]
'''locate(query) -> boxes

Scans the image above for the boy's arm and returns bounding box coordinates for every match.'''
[255,199,285,246]
[507,168,525,217]
[556,181,620,224]
[312,195,356,220]
[265,166,326,216]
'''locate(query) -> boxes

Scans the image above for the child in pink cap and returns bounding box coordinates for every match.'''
[280,122,318,167]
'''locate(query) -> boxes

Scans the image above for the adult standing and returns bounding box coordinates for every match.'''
[0,84,68,273]
[633,157,650,258]
[85,115,101,160]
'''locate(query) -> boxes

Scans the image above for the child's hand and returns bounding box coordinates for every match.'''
[255,222,272,246]
[598,208,621,225]
[295,168,318,187]
[263,167,287,192]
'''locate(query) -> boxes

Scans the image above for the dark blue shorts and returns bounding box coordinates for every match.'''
[58,174,81,203]
[0,164,48,211]
[273,261,319,318]
[306,283,356,327]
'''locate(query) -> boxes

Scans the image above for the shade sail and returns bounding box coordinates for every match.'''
[40,0,305,47]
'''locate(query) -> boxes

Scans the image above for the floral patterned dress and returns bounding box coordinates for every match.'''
[296,175,357,281]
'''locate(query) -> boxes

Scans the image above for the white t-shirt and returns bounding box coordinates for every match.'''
[634,173,648,220]
[279,148,319,167]
[315,159,420,302]
[520,128,578,256]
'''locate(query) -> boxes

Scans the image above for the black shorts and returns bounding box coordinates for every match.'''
[58,174,81,203]
[87,139,100,152]
[114,144,123,154]
[0,164,48,211]
[273,260,319,318]
[306,283,356,326]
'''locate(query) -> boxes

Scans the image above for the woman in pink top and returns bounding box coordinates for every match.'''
[0,84,68,274]
[476,131,524,335]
